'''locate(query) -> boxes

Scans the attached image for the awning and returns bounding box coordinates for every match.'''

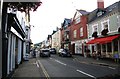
[8,13,26,38]
[87,34,120,44]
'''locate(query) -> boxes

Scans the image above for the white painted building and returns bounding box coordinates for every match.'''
[52,29,61,52]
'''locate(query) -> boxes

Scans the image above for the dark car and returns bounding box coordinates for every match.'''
[39,49,51,57]
[49,48,56,54]
[58,49,72,57]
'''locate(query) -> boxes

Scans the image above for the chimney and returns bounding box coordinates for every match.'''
[97,0,104,9]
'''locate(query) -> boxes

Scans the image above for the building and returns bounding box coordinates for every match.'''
[52,28,61,52]
[87,0,120,59]
[61,18,71,50]
[1,1,42,78]
[70,9,89,55]
[47,35,52,48]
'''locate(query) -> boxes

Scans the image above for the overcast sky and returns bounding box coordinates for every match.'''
[30,0,120,44]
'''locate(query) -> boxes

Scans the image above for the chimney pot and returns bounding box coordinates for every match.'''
[97,0,104,9]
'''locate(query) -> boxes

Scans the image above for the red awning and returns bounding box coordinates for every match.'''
[87,34,120,44]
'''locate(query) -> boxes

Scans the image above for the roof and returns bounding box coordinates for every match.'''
[77,9,89,15]
[88,1,120,23]
[62,18,71,27]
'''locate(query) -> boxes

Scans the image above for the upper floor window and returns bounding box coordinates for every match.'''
[80,27,83,37]
[75,17,80,24]
[92,24,98,33]
[117,15,120,27]
[73,30,77,38]
[101,19,110,31]
[101,19,110,35]
[97,11,103,17]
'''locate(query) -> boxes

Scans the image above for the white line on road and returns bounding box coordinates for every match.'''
[50,58,52,59]
[37,60,50,79]
[55,60,67,66]
[108,67,116,70]
[76,69,96,79]
[36,61,40,68]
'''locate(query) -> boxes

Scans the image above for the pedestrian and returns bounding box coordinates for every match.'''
[32,48,36,58]
[114,51,119,63]
[97,49,101,60]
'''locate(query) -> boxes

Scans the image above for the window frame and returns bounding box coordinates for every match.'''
[101,19,110,32]
[73,30,77,38]
[80,27,83,37]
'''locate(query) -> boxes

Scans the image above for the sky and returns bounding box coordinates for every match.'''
[30,0,120,44]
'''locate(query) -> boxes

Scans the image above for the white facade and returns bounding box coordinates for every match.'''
[7,8,26,75]
[52,29,61,52]
[71,39,88,54]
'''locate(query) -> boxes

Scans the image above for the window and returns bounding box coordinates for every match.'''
[97,11,103,17]
[73,30,77,38]
[75,17,80,24]
[101,20,110,31]
[80,27,83,37]
[92,24,98,33]
[117,16,120,27]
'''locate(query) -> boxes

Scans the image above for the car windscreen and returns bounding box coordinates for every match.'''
[64,49,69,52]
[42,50,49,52]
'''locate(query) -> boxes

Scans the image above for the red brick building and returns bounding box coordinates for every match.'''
[70,9,89,55]
[61,18,71,50]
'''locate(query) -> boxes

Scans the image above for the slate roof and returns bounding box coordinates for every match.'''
[88,1,120,23]
[62,18,71,27]
[77,9,89,15]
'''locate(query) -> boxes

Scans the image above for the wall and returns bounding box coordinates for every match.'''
[0,1,3,78]
[52,30,61,52]
[70,16,88,41]
[88,12,119,38]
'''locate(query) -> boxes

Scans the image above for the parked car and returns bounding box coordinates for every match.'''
[39,49,51,57]
[58,48,72,57]
[49,48,56,54]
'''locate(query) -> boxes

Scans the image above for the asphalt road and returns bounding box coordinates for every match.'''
[36,54,119,79]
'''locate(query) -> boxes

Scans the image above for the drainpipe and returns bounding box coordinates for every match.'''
[2,2,9,78]
[106,43,108,57]
[112,41,114,58]
[0,0,3,78]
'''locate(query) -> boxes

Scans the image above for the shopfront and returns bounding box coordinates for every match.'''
[87,34,120,58]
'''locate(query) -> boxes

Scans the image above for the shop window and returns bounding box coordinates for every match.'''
[102,44,106,52]
[114,40,118,51]
[107,43,112,52]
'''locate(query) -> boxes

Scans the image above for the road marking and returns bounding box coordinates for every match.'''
[76,69,96,79]
[108,67,116,70]
[36,61,40,68]
[37,60,50,79]
[50,58,52,59]
[55,60,67,66]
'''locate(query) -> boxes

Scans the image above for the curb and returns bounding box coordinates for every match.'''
[91,62,109,66]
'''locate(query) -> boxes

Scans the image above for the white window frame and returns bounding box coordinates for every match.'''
[73,30,77,38]
[80,27,83,37]
[75,17,80,24]
[101,19,110,32]
[117,15,120,27]
[92,24,98,33]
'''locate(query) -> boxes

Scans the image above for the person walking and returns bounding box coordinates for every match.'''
[114,51,119,63]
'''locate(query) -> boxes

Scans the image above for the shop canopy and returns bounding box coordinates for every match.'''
[87,34,120,44]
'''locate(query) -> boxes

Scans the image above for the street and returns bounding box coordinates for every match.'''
[35,54,119,79]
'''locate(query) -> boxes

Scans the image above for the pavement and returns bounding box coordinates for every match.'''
[11,54,120,78]
[72,55,120,67]
[11,58,45,78]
